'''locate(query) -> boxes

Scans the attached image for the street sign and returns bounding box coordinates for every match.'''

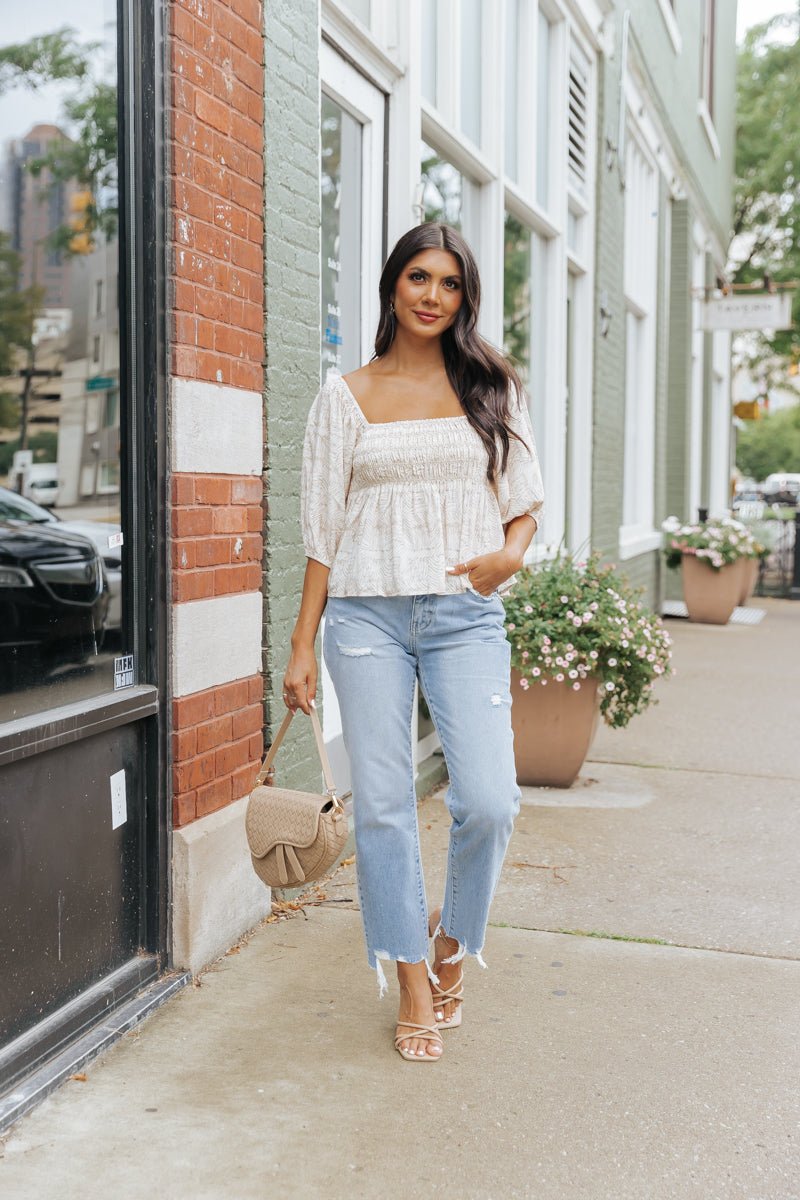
[87,375,116,391]
[700,292,793,332]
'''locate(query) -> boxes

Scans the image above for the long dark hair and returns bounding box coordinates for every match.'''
[371,222,530,486]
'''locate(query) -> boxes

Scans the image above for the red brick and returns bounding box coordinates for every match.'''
[171,345,197,378]
[248,731,263,760]
[231,762,260,801]
[196,351,229,383]
[215,7,251,53]
[195,88,231,135]
[214,562,258,594]
[245,504,263,532]
[230,236,261,273]
[212,505,248,533]
[173,791,197,828]
[230,111,262,154]
[173,570,215,603]
[193,222,231,260]
[230,0,262,27]
[172,538,197,570]
[215,680,250,715]
[230,476,262,504]
[174,279,196,313]
[174,751,216,792]
[231,47,262,93]
[216,738,251,776]
[196,776,233,819]
[196,715,234,753]
[172,727,197,762]
[194,475,232,505]
[172,7,195,46]
[232,703,262,740]
[171,474,195,505]
[195,536,230,567]
[195,286,231,322]
[172,507,213,537]
[174,690,216,728]
[248,676,263,703]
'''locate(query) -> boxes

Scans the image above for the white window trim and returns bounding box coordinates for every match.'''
[697,99,721,160]
[619,529,663,561]
[656,0,682,56]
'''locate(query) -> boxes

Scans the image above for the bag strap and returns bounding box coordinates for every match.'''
[255,703,339,798]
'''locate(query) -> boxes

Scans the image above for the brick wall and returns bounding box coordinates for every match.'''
[167,0,266,831]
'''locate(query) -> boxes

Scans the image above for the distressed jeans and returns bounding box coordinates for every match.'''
[322,589,522,997]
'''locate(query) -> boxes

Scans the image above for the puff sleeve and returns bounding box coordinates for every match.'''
[493,381,545,532]
[300,373,357,569]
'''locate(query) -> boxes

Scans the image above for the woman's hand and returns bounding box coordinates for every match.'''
[282,641,318,715]
[446,548,521,596]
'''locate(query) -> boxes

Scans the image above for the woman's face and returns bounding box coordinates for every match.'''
[391,248,463,339]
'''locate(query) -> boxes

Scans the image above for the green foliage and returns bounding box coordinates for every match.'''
[502,550,673,730]
[735,403,800,479]
[0,27,116,253]
[0,234,37,378]
[661,516,764,571]
[0,28,90,93]
[0,432,57,477]
[731,11,800,378]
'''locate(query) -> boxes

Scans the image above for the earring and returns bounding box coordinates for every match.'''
[389,301,395,315]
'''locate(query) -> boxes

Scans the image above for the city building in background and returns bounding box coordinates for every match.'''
[0,0,738,1128]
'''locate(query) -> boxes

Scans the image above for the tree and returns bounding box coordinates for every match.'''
[730,10,800,383]
[736,405,800,480]
[0,27,117,254]
[0,233,42,432]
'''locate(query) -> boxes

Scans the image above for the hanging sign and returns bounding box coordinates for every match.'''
[700,292,792,332]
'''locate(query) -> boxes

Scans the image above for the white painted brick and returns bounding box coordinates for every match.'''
[171,377,263,476]
[172,592,263,697]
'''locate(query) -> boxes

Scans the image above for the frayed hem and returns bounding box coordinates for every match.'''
[431,921,489,970]
[371,950,439,1000]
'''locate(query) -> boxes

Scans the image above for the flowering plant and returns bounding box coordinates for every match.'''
[502,550,673,730]
[661,515,763,571]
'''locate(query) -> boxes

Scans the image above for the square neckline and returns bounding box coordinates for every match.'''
[331,369,470,427]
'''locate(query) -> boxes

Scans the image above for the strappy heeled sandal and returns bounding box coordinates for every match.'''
[428,910,465,1030]
[430,974,464,1030]
[394,1021,444,1062]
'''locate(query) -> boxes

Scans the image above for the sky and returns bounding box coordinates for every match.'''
[736,0,796,41]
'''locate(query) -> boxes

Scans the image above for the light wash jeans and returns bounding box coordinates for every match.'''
[323,589,522,997]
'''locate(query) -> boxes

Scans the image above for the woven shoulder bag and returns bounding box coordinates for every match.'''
[245,703,348,889]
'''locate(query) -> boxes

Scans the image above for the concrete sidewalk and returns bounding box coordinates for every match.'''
[1,599,799,1199]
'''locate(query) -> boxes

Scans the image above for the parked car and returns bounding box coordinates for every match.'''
[0,520,110,690]
[0,487,122,631]
[762,474,800,507]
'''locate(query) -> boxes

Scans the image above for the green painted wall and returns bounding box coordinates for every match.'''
[263,0,322,788]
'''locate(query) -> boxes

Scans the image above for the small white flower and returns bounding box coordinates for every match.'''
[605,681,615,691]
[608,657,617,667]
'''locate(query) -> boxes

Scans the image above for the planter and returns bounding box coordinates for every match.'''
[510,671,601,788]
[738,557,759,606]
[680,555,746,625]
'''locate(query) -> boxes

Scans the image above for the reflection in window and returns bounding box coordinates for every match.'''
[321,93,362,374]
[460,0,482,145]
[503,212,547,455]
[421,142,463,228]
[0,3,124,721]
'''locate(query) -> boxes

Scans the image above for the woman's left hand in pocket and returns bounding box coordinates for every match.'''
[446,549,519,596]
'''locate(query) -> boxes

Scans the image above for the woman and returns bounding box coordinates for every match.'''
[283,222,544,1062]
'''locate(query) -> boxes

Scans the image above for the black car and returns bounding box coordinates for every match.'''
[0,520,110,690]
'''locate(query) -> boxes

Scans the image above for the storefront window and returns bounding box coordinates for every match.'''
[421,142,465,229]
[0,4,125,721]
[321,94,362,375]
[503,212,547,452]
[460,0,482,146]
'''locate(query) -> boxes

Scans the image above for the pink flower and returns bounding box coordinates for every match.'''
[572,682,581,691]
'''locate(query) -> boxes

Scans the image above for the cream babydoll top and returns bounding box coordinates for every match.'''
[300,367,545,598]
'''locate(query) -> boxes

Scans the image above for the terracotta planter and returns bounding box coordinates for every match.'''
[680,555,746,625]
[738,557,759,606]
[510,671,601,788]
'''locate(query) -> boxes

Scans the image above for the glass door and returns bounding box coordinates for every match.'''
[318,46,386,792]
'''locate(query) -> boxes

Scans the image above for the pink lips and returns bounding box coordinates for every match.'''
[413,311,440,324]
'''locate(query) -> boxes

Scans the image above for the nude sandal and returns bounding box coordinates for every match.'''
[394,1021,444,1062]
[427,910,465,1030]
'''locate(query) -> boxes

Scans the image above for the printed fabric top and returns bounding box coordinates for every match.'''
[300,367,545,597]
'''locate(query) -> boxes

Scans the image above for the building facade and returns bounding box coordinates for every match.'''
[0,0,737,1126]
